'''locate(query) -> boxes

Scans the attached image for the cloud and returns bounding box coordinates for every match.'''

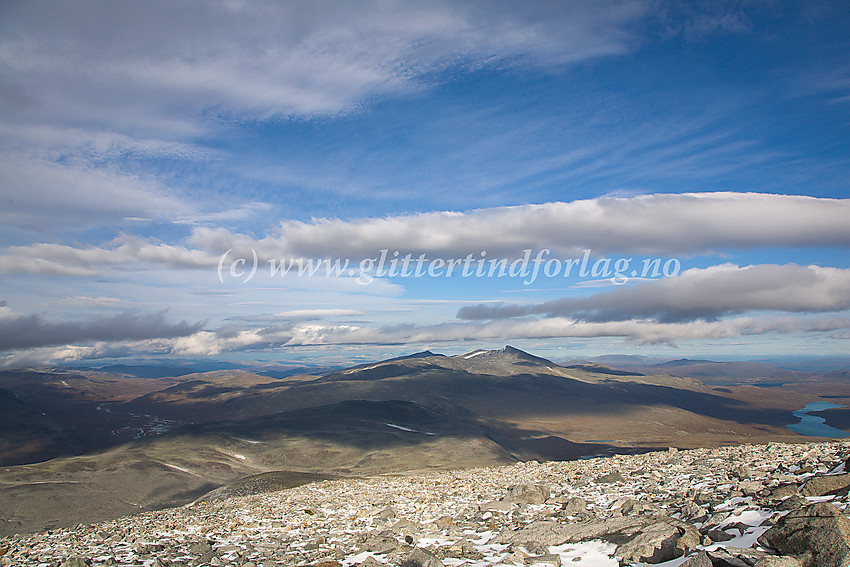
[3,310,848,368]
[4,193,849,276]
[0,1,656,237]
[458,264,850,323]
[0,306,204,351]
[192,192,850,259]
[0,1,645,130]
[0,236,218,275]
[278,309,365,319]
[137,313,850,356]
[0,153,191,232]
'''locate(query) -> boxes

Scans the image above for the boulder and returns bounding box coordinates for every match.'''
[758,502,850,567]
[496,517,650,547]
[506,484,551,505]
[187,540,214,563]
[561,497,587,515]
[800,472,850,497]
[680,552,712,567]
[615,521,681,564]
[400,547,446,567]
[360,533,399,553]
[706,548,801,566]
[522,554,561,566]
[595,470,625,484]
[738,481,764,495]
[777,494,808,511]
[755,558,804,567]
[769,484,800,500]
[480,500,516,512]
[497,516,695,565]
[732,465,752,480]
[706,528,735,542]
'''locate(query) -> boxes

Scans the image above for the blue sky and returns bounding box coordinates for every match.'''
[1,0,849,367]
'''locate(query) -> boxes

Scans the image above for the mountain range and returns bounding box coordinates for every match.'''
[1,346,847,536]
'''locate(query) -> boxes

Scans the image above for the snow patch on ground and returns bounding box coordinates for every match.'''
[386,423,417,432]
[549,541,618,566]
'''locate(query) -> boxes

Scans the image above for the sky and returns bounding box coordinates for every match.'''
[1,0,849,368]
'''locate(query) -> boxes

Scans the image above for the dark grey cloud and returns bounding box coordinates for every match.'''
[458,264,850,323]
[0,310,204,351]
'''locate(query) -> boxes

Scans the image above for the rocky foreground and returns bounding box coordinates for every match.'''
[3,441,850,567]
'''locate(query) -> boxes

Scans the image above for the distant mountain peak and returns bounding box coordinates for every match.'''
[456,345,557,367]
[387,350,441,361]
[659,358,716,367]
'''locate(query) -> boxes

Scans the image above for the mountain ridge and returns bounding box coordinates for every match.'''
[0,346,846,536]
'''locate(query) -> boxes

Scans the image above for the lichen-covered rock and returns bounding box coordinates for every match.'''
[800,472,850,497]
[758,502,850,567]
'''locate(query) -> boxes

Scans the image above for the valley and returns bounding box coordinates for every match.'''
[1,347,847,536]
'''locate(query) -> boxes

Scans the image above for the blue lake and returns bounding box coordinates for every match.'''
[787,402,850,438]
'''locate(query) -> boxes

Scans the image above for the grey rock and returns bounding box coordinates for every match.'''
[497,516,694,565]
[769,484,800,500]
[705,548,802,567]
[595,470,625,484]
[499,550,529,566]
[738,480,764,495]
[706,548,761,567]
[400,547,445,567]
[560,497,587,515]
[506,484,551,505]
[680,551,712,567]
[755,558,803,567]
[480,500,516,512]
[615,521,681,564]
[777,494,808,511]
[392,519,420,535]
[758,502,850,567]
[732,465,752,480]
[60,558,91,567]
[361,533,399,553]
[800,473,850,497]
[522,554,561,566]
[496,517,649,547]
[706,528,735,542]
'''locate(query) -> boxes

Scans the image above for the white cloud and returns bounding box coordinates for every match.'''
[0,1,645,129]
[192,193,850,259]
[125,314,850,355]
[4,193,849,276]
[0,1,649,234]
[3,310,847,368]
[278,309,365,319]
[0,153,189,231]
[459,264,850,323]
[0,236,218,275]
